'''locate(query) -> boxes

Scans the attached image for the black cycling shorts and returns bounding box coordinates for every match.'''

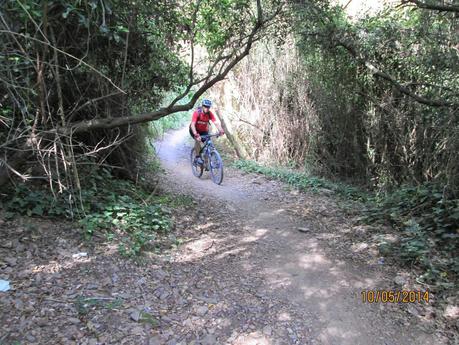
[189,126,208,142]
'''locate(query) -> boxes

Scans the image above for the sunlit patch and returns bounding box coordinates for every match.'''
[31,255,92,274]
[333,0,391,18]
[352,278,376,289]
[233,332,272,345]
[278,312,291,321]
[352,225,368,235]
[319,326,359,341]
[196,222,216,231]
[339,226,352,233]
[318,232,335,240]
[378,233,398,243]
[351,242,369,253]
[241,228,268,243]
[264,272,291,291]
[298,253,330,268]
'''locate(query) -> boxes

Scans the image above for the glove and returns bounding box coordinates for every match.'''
[194,133,201,141]
[219,129,225,136]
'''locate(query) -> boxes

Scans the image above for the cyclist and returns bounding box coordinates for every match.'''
[189,99,224,165]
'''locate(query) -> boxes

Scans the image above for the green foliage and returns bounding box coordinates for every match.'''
[233,159,365,200]
[5,184,71,218]
[1,0,191,189]
[291,2,459,191]
[194,0,252,51]
[363,183,459,288]
[78,169,171,257]
[149,112,190,139]
[144,91,194,140]
[4,167,172,257]
[74,296,123,316]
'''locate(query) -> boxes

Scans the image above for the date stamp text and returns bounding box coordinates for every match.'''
[361,290,429,303]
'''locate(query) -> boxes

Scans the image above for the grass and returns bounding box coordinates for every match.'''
[233,159,367,201]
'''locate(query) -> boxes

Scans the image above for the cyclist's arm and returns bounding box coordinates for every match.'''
[209,111,224,135]
[190,111,200,138]
[211,120,224,134]
[190,122,199,136]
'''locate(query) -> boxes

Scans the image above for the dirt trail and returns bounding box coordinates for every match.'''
[152,128,440,345]
[0,127,447,345]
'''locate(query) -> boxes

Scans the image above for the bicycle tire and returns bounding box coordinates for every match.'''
[209,150,224,185]
[190,148,203,178]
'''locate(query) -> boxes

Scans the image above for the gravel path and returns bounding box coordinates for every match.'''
[0,128,447,345]
[151,127,440,345]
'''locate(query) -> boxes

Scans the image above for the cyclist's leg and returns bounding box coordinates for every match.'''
[199,131,209,167]
[189,127,205,164]
[194,141,201,158]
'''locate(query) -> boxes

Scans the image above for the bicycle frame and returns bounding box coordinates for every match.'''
[198,134,219,163]
[191,133,224,184]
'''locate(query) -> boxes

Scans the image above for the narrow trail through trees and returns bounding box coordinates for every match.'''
[153,127,439,345]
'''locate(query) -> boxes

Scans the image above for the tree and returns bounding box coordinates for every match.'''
[0,0,285,188]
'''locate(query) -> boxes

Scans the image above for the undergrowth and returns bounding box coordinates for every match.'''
[363,184,459,290]
[3,167,175,257]
[233,160,366,200]
[234,159,459,292]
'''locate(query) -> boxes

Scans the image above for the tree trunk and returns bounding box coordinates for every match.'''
[215,110,247,159]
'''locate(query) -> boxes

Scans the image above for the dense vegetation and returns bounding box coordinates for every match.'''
[1,0,457,300]
[0,0,283,190]
[210,1,458,292]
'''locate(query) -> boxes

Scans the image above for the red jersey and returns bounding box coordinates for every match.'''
[191,107,216,133]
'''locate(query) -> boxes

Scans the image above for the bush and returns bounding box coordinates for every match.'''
[363,183,459,288]
[3,166,172,257]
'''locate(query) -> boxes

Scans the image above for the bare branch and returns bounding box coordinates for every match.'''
[401,0,459,13]
[336,38,456,107]
[54,0,276,135]
[0,30,125,94]
[67,92,124,121]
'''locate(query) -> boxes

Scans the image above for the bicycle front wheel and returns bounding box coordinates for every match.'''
[209,150,224,185]
[190,148,203,178]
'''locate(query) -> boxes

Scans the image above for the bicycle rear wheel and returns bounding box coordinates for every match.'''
[190,148,203,177]
[209,150,224,185]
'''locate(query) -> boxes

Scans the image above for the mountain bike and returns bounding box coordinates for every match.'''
[190,133,224,185]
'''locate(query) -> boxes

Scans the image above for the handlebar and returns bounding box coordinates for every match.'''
[200,133,221,140]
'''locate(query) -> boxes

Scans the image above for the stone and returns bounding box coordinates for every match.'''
[183,318,193,327]
[149,336,162,345]
[263,325,272,336]
[195,305,208,316]
[200,334,217,345]
[1,241,13,249]
[130,310,141,322]
[25,335,36,342]
[394,274,407,286]
[68,317,81,325]
[443,305,459,319]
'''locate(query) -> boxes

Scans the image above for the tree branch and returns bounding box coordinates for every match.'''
[55,0,271,135]
[0,30,125,94]
[401,0,459,13]
[336,38,456,107]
